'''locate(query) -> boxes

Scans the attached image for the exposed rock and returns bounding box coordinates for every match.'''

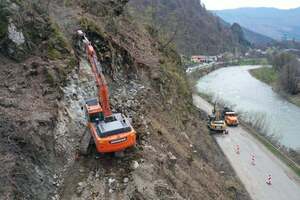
[108,178,116,186]
[76,182,87,195]
[8,85,16,92]
[123,177,129,183]
[0,97,17,108]
[167,152,177,161]
[132,160,139,169]
[8,20,25,45]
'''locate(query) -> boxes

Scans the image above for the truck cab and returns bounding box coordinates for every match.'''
[222,108,239,126]
[85,98,136,153]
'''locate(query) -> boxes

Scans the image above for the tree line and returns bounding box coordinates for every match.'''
[270,53,300,95]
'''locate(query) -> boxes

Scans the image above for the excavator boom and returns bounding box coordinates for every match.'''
[82,32,112,117]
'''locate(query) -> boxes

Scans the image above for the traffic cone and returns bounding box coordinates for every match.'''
[236,144,240,154]
[251,153,255,166]
[266,174,272,185]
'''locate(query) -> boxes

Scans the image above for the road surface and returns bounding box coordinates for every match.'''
[193,94,300,200]
[186,62,214,73]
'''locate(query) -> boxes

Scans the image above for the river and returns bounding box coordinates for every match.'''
[196,65,300,150]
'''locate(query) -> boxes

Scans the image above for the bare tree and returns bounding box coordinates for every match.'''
[280,58,300,94]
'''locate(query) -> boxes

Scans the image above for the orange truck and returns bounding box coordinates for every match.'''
[222,107,239,126]
[78,30,136,155]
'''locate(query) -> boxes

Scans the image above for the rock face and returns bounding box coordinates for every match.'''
[0,0,250,200]
[7,20,25,45]
[0,0,71,61]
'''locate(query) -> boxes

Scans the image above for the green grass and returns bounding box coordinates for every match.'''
[0,18,8,39]
[0,1,10,39]
[229,58,269,66]
[250,66,300,108]
[250,67,278,85]
[47,21,71,60]
[238,58,268,66]
[287,94,300,108]
[79,17,106,38]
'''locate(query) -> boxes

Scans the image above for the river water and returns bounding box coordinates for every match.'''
[196,65,300,150]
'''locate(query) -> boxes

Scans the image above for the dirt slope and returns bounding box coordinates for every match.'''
[0,0,250,199]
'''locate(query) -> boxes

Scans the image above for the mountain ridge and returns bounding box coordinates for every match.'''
[213,7,300,12]
[214,7,300,41]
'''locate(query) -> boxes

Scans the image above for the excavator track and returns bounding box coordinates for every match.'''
[79,128,92,155]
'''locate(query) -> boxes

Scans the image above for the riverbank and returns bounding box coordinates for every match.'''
[250,67,300,107]
[249,67,278,85]
[188,58,268,83]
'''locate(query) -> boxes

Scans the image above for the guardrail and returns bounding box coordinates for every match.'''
[241,121,300,176]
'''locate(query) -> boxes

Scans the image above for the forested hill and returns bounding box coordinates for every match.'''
[127,0,250,56]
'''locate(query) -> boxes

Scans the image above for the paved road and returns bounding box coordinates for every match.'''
[186,63,214,73]
[193,94,300,200]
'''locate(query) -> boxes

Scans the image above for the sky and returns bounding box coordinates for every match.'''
[201,0,300,10]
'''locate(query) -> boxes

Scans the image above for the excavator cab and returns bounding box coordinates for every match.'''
[85,98,104,122]
[207,106,227,133]
[222,107,239,126]
[84,98,136,153]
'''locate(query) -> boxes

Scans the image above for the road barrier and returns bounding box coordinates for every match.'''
[236,144,240,154]
[241,122,300,177]
[266,174,272,185]
[251,153,256,166]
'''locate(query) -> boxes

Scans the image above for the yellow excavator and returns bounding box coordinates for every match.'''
[207,103,227,134]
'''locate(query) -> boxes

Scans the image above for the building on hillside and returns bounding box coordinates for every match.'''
[191,55,217,63]
[244,49,267,58]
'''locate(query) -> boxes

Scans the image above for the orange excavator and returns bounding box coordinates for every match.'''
[77,30,136,155]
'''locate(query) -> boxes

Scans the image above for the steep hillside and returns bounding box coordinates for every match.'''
[217,17,274,47]
[0,0,249,199]
[127,0,249,55]
[215,7,300,41]
[242,27,275,46]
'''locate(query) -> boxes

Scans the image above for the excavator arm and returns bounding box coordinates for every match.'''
[79,30,112,117]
